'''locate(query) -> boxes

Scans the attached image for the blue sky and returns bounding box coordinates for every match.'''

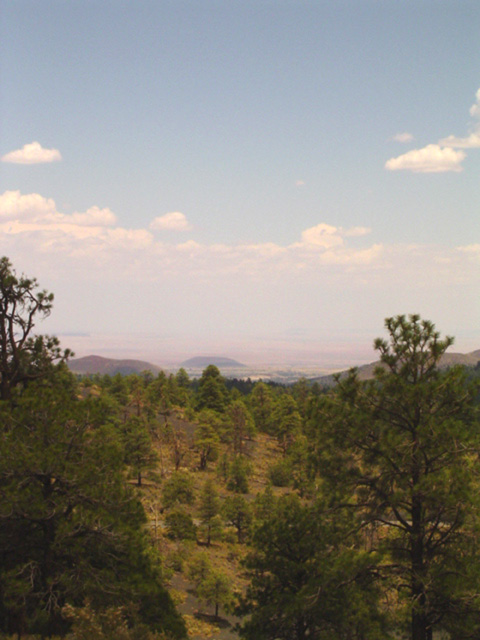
[0,1,479,365]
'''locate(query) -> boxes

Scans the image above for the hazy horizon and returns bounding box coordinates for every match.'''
[56,328,480,371]
[1,2,478,348]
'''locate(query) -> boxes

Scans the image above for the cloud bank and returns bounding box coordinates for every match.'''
[1,142,62,164]
[1,189,477,346]
[0,190,476,292]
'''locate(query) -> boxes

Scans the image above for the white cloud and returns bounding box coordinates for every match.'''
[150,212,192,231]
[300,223,344,248]
[295,179,306,187]
[439,88,480,148]
[67,206,117,227]
[385,144,466,173]
[0,191,116,228]
[1,141,62,164]
[457,244,480,262]
[0,190,148,248]
[297,224,371,248]
[387,89,480,172]
[242,243,287,257]
[439,132,480,149]
[176,240,202,252]
[392,132,414,143]
[104,228,153,248]
[469,89,480,117]
[0,190,56,220]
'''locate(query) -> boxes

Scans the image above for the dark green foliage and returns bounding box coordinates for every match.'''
[248,381,274,432]
[175,367,191,389]
[194,365,229,413]
[199,479,221,546]
[253,485,275,521]
[291,377,310,418]
[186,552,213,589]
[197,570,233,621]
[216,452,230,482]
[121,416,158,485]
[0,256,72,400]
[226,399,256,454]
[165,509,197,541]
[194,410,222,470]
[0,376,185,638]
[226,455,252,493]
[162,471,196,509]
[224,377,255,395]
[222,495,253,543]
[315,315,480,640]
[267,458,292,487]
[109,372,130,406]
[239,494,384,640]
[269,394,302,455]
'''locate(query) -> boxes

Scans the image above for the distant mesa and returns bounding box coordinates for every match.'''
[180,356,246,368]
[68,355,162,376]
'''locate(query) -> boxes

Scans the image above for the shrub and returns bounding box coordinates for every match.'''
[267,459,292,487]
[165,509,197,541]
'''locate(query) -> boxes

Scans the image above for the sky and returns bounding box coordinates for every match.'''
[0,0,479,366]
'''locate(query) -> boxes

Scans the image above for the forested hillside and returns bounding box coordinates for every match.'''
[1,257,480,640]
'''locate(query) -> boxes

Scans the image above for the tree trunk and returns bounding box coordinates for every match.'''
[0,375,11,401]
[411,491,427,640]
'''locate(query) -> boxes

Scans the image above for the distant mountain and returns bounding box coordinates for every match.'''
[68,355,162,376]
[313,349,480,387]
[180,356,246,368]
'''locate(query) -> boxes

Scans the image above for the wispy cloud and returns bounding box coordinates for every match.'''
[150,212,192,231]
[295,179,306,187]
[385,144,466,173]
[439,132,480,149]
[440,89,480,149]
[391,132,414,143]
[1,141,62,164]
[343,226,371,237]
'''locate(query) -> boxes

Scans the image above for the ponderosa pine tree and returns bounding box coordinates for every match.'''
[121,415,158,486]
[222,495,252,543]
[314,315,480,640]
[0,374,185,638]
[197,569,233,621]
[194,409,222,470]
[248,381,274,432]
[0,256,71,400]
[239,493,384,640]
[199,478,221,546]
[227,399,255,455]
[195,365,229,413]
